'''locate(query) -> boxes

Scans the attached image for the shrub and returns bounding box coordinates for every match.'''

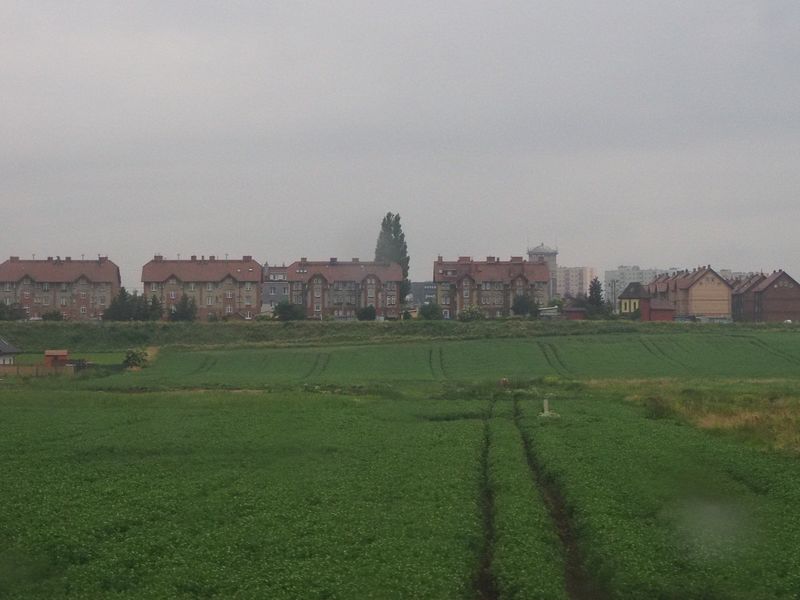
[356,306,376,321]
[457,305,485,322]
[419,302,443,320]
[122,349,148,368]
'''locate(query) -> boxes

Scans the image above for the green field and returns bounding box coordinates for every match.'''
[2,324,800,598]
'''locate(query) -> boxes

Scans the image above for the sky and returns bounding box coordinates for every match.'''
[3,1,799,291]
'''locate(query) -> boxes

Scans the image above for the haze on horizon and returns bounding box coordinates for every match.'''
[2,1,799,291]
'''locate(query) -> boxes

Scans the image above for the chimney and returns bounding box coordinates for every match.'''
[486,256,495,263]
[191,255,197,261]
[243,255,252,262]
[209,255,215,261]
[458,256,471,263]
[10,256,19,262]
[154,254,163,262]
[98,256,107,264]
[300,257,307,263]
[437,255,443,262]
[65,256,71,262]
[47,256,53,262]
[510,256,523,263]
[329,257,338,264]
[352,258,359,263]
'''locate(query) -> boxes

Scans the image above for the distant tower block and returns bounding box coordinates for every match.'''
[527,242,558,300]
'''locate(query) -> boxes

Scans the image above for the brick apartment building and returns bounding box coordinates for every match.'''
[286,258,403,320]
[0,256,121,320]
[732,270,800,322]
[433,256,550,319]
[141,255,262,320]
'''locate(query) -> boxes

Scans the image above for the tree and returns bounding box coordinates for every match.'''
[274,300,306,321]
[122,349,148,368]
[419,302,443,320]
[41,310,64,321]
[0,302,27,321]
[356,305,376,321]
[588,277,603,309]
[169,294,197,322]
[512,295,538,318]
[104,288,162,321]
[103,288,132,321]
[148,295,163,320]
[374,212,411,300]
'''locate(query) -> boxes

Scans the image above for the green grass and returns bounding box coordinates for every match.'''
[5,328,800,598]
[13,353,125,366]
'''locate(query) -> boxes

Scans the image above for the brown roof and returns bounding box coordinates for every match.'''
[287,260,403,284]
[618,282,650,299]
[752,270,799,293]
[731,273,765,295]
[648,298,676,311]
[0,257,120,285]
[141,255,262,283]
[44,350,69,356]
[433,257,549,285]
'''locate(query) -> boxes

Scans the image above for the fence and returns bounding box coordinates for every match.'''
[0,364,76,377]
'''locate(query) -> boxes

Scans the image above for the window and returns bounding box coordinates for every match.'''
[226,291,233,299]
[283,286,288,295]
[245,311,252,319]
[151,283,159,292]
[225,305,233,314]
[463,289,469,298]
[442,309,450,319]
[387,295,396,306]
[314,303,321,312]
[43,283,49,291]
[442,295,450,304]
[80,292,87,299]
[43,297,50,306]
[99,296,106,306]
[169,292,176,300]
[60,297,67,307]
[245,282,252,291]
[245,296,252,306]
[80,306,87,315]
[3,283,10,291]
[270,287,276,295]
[314,287,321,298]
[3,298,10,306]
[189,283,196,291]
[206,283,213,291]
[207,297,213,306]
[169,278,177,285]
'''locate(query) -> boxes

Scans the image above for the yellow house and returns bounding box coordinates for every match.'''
[646,266,732,321]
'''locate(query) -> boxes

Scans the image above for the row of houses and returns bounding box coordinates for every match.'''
[0,255,405,321]
[617,266,800,322]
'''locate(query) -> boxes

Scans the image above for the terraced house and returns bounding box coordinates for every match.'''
[141,255,262,320]
[732,270,800,322]
[645,266,732,321]
[433,256,550,319]
[286,258,403,320]
[0,256,120,320]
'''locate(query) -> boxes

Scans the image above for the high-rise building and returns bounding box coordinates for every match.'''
[604,265,680,310]
[556,266,596,298]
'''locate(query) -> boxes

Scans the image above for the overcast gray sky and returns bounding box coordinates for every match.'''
[3,1,799,290]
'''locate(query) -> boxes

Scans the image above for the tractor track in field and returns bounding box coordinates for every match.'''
[512,398,605,600]
[640,337,691,373]
[537,341,571,376]
[473,398,498,600]
[746,336,800,367]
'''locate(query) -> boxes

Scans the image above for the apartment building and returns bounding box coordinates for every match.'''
[433,256,550,319]
[286,258,403,320]
[0,256,120,320]
[527,243,558,300]
[556,266,596,299]
[141,255,262,320]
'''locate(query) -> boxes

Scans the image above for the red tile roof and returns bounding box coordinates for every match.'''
[433,257,549,284]
[287,260,403,283]
[0,257,120,284]
[752,270,799,293]
[141,256,262,283]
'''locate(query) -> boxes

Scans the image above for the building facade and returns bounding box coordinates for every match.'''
[141,255,262,320]
[0,256,121,320]
[527,243,558,300]
[433,256,550,319]
[286,258,403,320]
[732,271,800,322]
[604,266,681,310]
[645,266,732,321]
[409,281,437,307]
[556,266,596,299]
[262,263,290,314]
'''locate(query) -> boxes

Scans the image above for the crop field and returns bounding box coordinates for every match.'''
[2,326,800,598]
